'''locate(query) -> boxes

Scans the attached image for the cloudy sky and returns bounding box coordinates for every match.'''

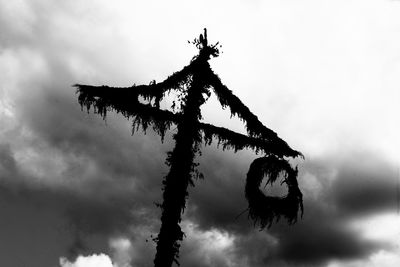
[1,0,400,266]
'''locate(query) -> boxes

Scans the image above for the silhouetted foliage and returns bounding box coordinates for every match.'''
[204,68,301,158]
[75,29,303,267]
[246,156,303,229]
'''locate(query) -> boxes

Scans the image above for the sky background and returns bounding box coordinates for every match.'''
[1,0,400,266]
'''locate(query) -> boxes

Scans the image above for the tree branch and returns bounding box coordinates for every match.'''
[200,123,291,156]
[74,62,194,108]
[75,87,181,140]
[204,66,302,158]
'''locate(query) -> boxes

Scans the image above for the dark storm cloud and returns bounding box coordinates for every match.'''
[182,150,398,266]
[262,202,388,266]
[331,157,398,217]
[0,4,172,264]
[0,117,164,263]
[0,143,18,179]
[186,148,251,233]
[0,92,169,262]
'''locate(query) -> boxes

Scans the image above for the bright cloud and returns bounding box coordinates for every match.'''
[59,254,114,267]
[109,237,133,267]
[181,220,240,266]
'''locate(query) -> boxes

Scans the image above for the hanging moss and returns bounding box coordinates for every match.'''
[75,85,182,141]
[75,62,194,104]
[203,66,302,159]
[201,122,295,156]
[245,156,303,229]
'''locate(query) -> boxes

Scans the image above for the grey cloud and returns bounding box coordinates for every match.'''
[186,149,250,233]
[0,143,18,179]
[182,151,398,266]
[0,159,160,265]
[263,203,387,266]
[0,41,170,266]
[331,158,398,217]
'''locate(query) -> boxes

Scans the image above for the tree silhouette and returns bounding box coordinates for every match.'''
[75,29,303,267]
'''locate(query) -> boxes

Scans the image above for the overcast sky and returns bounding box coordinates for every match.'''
[1,0,400,266]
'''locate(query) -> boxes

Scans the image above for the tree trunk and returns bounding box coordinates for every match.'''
[154,60,206,267]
